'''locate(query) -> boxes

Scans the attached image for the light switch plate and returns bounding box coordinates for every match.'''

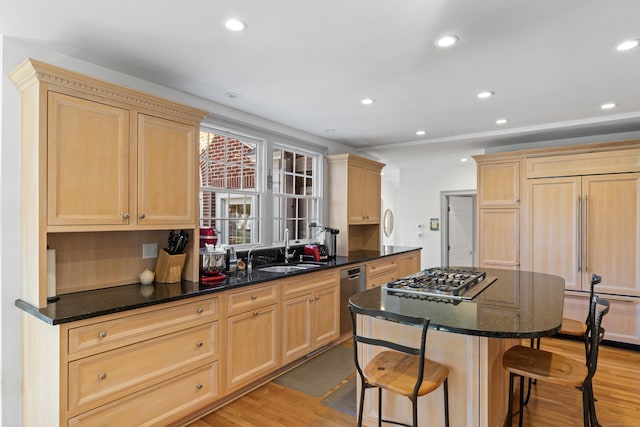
[142,243,158,259]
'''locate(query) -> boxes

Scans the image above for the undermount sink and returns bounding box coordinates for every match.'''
[258,263,321,273]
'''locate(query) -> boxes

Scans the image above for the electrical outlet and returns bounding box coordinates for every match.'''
[142,243,158,259]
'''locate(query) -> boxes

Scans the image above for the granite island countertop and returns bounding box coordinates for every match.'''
[16,246,420,325]
[349,267,565,338]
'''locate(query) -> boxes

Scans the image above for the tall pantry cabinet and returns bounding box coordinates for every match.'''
[327,153,384,256]
[475,141,640,345]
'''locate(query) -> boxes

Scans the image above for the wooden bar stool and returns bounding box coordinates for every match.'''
[503,296,610,427]
[348,304,450,427]
[523,273,602,405]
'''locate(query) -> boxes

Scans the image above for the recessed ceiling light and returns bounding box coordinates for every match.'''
[224,18,247,32]
[416,130,426,136]
[225,92,241,99]
[601,102,616,110]
[477,91,494,99]
[616,39,638,51]
[460,158,469,163]
[361,98,375,105]
[324,128,335,133]
[435,35,459,48]
[496,118,508,125]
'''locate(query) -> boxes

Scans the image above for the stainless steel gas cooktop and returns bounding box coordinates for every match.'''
[383,267,496,301]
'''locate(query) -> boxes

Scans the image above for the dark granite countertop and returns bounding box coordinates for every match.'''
[16,246,420,325]
[349,268,565,338]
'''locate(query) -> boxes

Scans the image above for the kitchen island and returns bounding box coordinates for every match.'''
[349,268,565,427]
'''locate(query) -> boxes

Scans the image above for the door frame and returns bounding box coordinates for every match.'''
[440,190,477,267]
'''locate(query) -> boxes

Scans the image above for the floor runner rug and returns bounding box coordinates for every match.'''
[273,344,354,397]
[320,376,357,417]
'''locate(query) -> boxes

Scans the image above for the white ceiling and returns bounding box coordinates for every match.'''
[2,0,640,150]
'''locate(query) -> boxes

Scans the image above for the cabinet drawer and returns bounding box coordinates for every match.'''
[226,283,279,315]
[282,269,338,297]
[367,271,397,289]
[68,322,218,412]
[68,297,218,357]
[366,257,397,277]
[68,362,219,427]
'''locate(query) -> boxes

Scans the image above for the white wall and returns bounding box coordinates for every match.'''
[368,143,483,270]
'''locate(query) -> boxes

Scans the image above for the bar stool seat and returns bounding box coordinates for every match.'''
[560,317,588,337]
[364,350,450,397]
[503,345,587,387]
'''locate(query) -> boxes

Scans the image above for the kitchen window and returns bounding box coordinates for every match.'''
[199,125,322,248]
[272,146,320,242]
[199,128,261,246]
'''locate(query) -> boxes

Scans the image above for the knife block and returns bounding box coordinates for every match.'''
[155,249,187,283]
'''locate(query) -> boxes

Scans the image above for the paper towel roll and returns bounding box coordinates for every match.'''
[47,249,56,299]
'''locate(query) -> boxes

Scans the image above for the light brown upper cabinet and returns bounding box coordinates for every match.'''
[347,161,382,224]
[47,92,197,229]
[477,159,521,207]
[137,114,196,226]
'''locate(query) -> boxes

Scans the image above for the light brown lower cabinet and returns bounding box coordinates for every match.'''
[68,363,219,427]
[46,296,220,427]
[366,256,398,289]
[21,259,418,426]
[224,282,281,392]
[281,269,340,364]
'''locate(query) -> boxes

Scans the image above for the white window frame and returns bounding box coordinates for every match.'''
[199,122,325,249]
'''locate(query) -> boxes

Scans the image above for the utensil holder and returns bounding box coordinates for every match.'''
[155,249,186,283]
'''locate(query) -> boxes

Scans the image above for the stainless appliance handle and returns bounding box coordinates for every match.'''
[583,195,588,272]
[577,196,581,272]
[347,274,361,280]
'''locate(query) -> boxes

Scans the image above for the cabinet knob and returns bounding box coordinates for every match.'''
[253,311,259,316]
[196,383,203,390]
[196,341,203,347]
[98,331,107,339]
[252,295,258,300]
[309,298,314,303]
[139,214,146,219]
[197,307,204,314]
[315,296,320,300]
[98,373,107,380]
[123,213,130,219]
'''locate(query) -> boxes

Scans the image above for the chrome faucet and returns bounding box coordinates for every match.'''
[247,244,263,272]
[284,228,294,263]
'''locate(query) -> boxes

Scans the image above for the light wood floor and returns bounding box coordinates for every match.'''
[186,337,639,427]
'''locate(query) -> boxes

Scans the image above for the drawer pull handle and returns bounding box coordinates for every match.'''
[252,295,258,300]
[197,307,204,314]
[123,213,130,219]
[98,331,107,339]
[196,383,203,390]
[98,373,107,380]
[139,213,146,219]
[197,341,203,347]
[253,311,259,316]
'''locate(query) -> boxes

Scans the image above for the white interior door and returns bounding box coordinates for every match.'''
[448,195,474,266]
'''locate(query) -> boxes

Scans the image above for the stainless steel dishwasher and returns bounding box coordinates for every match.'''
[340,265,365,335]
